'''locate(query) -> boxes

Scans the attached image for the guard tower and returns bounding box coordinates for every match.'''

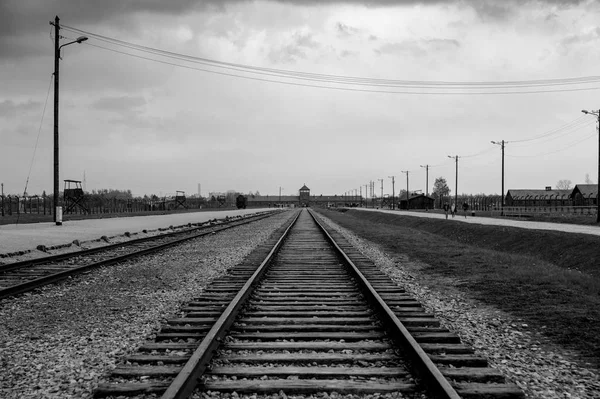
[299,184,310,207]
[175,191,187,209]
[63,179,89,214]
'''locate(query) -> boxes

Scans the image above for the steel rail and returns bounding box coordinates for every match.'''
[0,211,273,273]
[0,211,276,300]
[308,209,461,399]
[160,210,301,399]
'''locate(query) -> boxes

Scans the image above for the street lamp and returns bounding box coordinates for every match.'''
[51,15,88,225]
[491,140,506,216]
[581,109,600,223]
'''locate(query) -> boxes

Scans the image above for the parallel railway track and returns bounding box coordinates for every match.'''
[95,209,523,398]
[0,211,275,300]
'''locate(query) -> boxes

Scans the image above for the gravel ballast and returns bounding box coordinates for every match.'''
[315,211,600,399]
[0,210,294,399]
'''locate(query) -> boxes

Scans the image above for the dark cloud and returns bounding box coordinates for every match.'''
[1,0,586,37]
[0,0,225,60]
[0,0,225,36]
[0,100,41,119]
[0,0,588,60]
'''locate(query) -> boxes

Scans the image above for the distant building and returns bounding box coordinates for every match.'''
[246,184,361,208]
[399,193,435,210]
[505,188,571,207]
[571,184,599,206]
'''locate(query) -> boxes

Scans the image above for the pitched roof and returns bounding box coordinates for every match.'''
[299,184,310,191]
[572,184,598,197]
[506,189,571,200]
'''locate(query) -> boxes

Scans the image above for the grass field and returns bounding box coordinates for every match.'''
[315,208,600,368]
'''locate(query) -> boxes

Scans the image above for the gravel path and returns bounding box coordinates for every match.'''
[316,212,600,399]
[0,211,294,399]
[355,208,600,237]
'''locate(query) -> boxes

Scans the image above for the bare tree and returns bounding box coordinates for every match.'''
[585,173,594,184]
[556,179,572,190]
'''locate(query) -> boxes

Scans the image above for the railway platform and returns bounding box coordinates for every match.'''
[0,209,275,256]
[355,207,600,237]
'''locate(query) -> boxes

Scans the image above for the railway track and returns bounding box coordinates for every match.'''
[0,211,275,300]
[95,209,524,398]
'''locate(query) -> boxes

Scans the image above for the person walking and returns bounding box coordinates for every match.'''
[443,202,449,219]
[451,203,456,218]
[462,202,469,218]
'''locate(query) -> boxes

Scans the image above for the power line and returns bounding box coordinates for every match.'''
[61,24,600,95]
[506,132,596,158]
[508,116,592,144]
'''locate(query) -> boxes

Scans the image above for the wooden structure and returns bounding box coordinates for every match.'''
[63,179,89,213]
[505,188,571,207]
[571,184,598,206]
[299,184,310,207]
[399,193,435,210]
[175,191,187,209]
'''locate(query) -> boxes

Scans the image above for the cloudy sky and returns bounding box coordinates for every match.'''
[1,0,600,199]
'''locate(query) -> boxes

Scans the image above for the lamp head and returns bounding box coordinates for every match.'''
[75,36,88,43]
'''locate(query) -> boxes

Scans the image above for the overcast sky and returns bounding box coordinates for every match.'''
[1,0,600,199]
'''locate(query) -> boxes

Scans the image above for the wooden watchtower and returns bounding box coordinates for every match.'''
[63,179,89,213]
[175,191,187,209]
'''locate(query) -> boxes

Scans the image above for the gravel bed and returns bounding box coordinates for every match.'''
[0,216,246,263]
[0,211,294,399]
[316,212,600,399]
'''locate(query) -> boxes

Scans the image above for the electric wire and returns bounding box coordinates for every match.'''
[506,131,596,158]
[61,24,600,88]
[18,73,54,224]
[61,25,600,94]
[508,116,591,144]
[78,42,600,95]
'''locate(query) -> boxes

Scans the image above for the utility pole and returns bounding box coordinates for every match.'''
[447,155,460,206]
[582,109,600,223]
[388,176,395,209]
[364,183,368,207]
[279,186,283,205]
[420,164,429,196]
[401,171,409,210]
[378,179,384,208]
[52,16,60,224]
[1,183,4,217]
[491,140,506,216]
[50,16,88,225]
